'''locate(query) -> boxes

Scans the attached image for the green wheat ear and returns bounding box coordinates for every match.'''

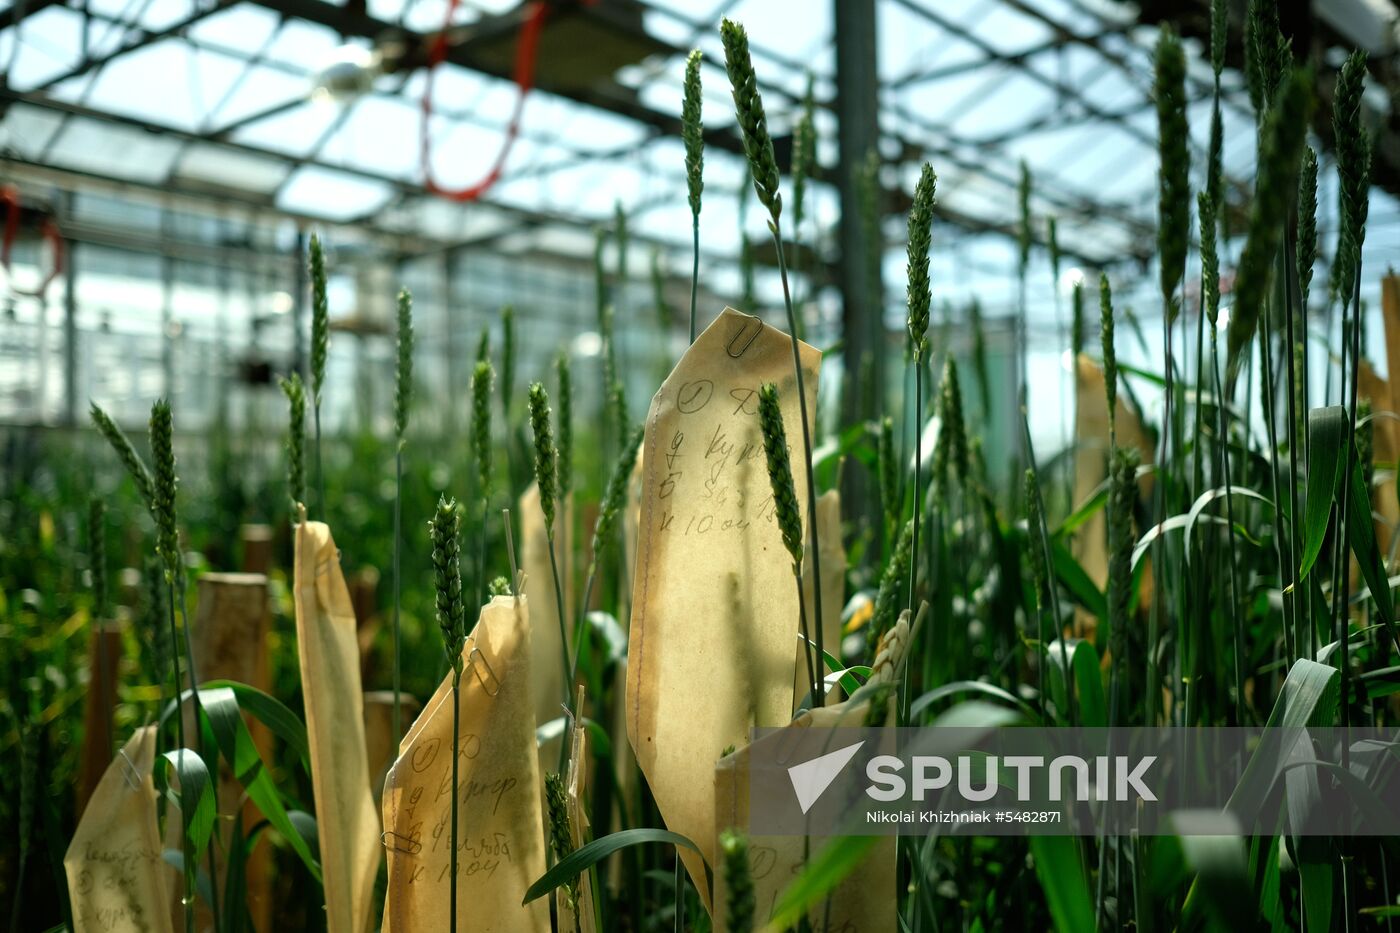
[280,372,306,515]
[543,773,578,906]
[528,382,558,534]
[867,519,913,660]
[1296,147,1318,311]
[1210,0,1227,79]
[471,361,495,503]
[905,163,936,361]
[394,288,414,446]
[1227,68,1314,382]
[938,358,969,484]
[791,72,816,230]
[719,829,755,933]
[90,402,155,509]
[429,496,465,674]
[500,304,516,407]
[488,576,512,598]
[592,426,643,565]
[1198,193,1220,329]
[757,383,803,571]
[682,49,704,218]
[1099,274,1117,425]
[720,18,781,221]
[148,399,180,582]
[1105,446,1139,655]
[877,415,898,534]
[555,352,573,498]
[308,233,328,404]
[614,200,629,283]
[1333,51,1371,308]
[1154,23,1189,316]
[1023,469,1049,615]
[1245,0,1287,113]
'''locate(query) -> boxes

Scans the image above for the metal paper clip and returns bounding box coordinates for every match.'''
[725,312,763,358]
[380,830,422,855]
[466,645,501,697]
[117,747,144,791]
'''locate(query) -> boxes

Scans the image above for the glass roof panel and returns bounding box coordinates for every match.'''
[0,102,68,159]
[205,62,309,130]
[3,6,86,91]
[229,98,343,157]
[172,144,288,193]
[186,3,283,56]
[276,164,395,220]
[46,116,183,183]
[50,39,248,133]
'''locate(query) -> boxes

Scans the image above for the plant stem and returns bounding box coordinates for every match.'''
[909,357,922,618]
[1259,292,1294,662]
[768,219,825,706]
[392,447,403,750]
[549,530,573,773]
[796,572,818,706]
[314,404,325,521]
[166,585,195,933]
[689,216,699,343]
[1336,268,1363,756]
[175,584,222,932]
[1211,326,1245,724]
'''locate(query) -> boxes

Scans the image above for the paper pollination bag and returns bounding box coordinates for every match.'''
[64,724,174,933]
[293,520,381,933]
[713,701,896,933]
[381,595,550,933]
[627,307,820,911]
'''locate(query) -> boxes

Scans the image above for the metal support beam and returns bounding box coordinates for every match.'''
[62,191,78,426]
[835,0,881,433]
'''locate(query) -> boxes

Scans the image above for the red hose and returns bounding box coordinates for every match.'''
[1,184,64,299]
[419,0,550,202]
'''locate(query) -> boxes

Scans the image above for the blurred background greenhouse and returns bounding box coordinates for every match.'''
[5,0,1400,928]
[2,0,1390,460]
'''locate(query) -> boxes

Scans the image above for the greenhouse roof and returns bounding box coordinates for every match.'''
[2,0,1398,299]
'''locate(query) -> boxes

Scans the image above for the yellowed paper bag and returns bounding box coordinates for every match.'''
[627,307,820,910]
[294,521,380,933]
[713,702,896,932]
[381,595,550,933]
[64,725,174,933]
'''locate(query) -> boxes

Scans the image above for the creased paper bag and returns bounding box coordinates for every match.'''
[294,521,381,933]
[381,596,550,933]
[628,307,820,910]
[714,701,896,932]
[64,724,174,933]
[797,489,846,707]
